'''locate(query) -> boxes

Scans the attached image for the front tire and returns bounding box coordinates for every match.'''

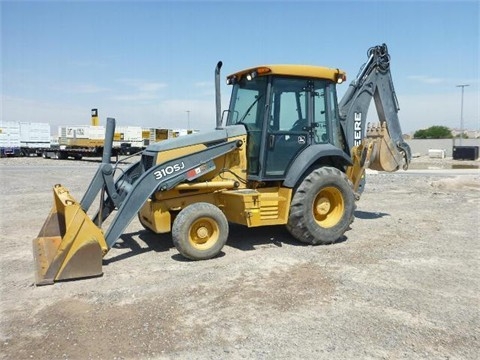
[287,167,355,245]
[172,202,228,260]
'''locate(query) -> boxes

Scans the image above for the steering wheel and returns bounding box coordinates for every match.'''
[290,119,307,132]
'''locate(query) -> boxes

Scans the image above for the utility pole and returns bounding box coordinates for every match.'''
[186,110,191,130]
[456,84,469,145]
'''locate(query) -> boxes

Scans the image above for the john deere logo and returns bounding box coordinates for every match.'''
[354,112,362,146]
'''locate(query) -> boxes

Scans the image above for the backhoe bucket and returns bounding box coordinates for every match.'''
[366,122,407,172]
[33,184,108,285]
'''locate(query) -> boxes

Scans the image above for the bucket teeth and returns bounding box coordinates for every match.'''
[366,122,387,138]
[363,121,405,172]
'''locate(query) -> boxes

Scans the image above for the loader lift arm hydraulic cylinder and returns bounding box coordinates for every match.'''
[80,117,117,211]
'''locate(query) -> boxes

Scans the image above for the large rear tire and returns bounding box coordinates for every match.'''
[172,202,228,260]
[287,167,355,245]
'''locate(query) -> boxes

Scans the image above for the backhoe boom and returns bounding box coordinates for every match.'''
[339,44,411,191]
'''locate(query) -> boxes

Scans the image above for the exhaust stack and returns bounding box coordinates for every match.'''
[215,61,223,129]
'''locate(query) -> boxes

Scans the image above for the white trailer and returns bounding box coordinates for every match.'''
[19,122,51,156]
[40,125,109,160]
[142,128,175,146]
[45,125,145,159]
[114,126,144,154]
[59,125,106,144]
[172,129,199,137]
[0,122,21,157]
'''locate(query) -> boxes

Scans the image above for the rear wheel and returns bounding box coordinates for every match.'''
[287,167,355,245]
[172,202,228,260]
[54,151,67,160]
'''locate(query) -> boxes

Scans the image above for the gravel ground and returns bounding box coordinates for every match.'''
[0,155,479,360]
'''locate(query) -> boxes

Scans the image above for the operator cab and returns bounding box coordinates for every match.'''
[225,65,347,181]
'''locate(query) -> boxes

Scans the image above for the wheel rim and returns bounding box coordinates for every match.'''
[313,186,344,228]
[188,217,219,250]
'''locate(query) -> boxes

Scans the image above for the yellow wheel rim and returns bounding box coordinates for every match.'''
[313,187,344,228]
[188,217,219,250]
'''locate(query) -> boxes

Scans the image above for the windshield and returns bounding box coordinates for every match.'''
[225,73,343,177]
[226,77,267,129]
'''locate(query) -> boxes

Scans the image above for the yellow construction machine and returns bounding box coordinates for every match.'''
[33,44,411,285]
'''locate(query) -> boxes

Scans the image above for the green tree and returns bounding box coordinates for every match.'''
[413,126,452,139]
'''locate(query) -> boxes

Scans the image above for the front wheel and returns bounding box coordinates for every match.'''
[287,167,355,245]
[172,202,229,260]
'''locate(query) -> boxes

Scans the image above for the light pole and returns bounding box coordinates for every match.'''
[186,110,191,130]
[456,84,469,145]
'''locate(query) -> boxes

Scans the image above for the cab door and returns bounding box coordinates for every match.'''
[264,78,329,178]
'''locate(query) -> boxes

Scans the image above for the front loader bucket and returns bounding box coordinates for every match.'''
[366,122,408,172]
[33,184,108,285]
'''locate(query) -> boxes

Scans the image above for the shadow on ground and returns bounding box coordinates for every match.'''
[354,210,389,220]
[104,222,350,265]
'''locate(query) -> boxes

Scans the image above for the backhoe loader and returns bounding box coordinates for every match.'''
[33,44,411,285]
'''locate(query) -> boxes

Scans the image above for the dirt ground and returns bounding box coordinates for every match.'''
[0,156,479,360]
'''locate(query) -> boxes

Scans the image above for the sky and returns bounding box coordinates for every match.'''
[1,0,479,134]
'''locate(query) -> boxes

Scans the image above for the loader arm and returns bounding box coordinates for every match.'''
[92,160,144,226]
[79,117,117,211]
[33,117,243,285]
[101,138,243,248]
[338,44,411,192]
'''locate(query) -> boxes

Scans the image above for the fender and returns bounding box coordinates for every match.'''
[283,144,352,188]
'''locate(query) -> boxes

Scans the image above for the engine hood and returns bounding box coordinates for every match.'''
[145,125,247,153]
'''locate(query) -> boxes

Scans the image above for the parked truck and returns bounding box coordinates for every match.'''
[0,121,51,157]
[0,121,21,157]
[2,108,193,159]
[19,122,51,156]
[41,111,144,159]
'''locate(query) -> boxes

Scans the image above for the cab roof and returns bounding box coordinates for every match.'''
[227,64,346,83]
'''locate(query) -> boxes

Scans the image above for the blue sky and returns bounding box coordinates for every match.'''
[1,0,479,134]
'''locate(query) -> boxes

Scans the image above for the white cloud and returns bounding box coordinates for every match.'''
[1,92,227,132]
[4,88,477,139]
[75,98,221,131]
[407,76,479,88]
[1,96,93,129]
[407,75,446,85]
[110,93,160,102]
[116,79,167,92]
[69,60,107,68]
[194,81,212,88]
[368,91,479,134]
[67,83,110,94]
[49,82,110,94]
[111,79,168,103]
